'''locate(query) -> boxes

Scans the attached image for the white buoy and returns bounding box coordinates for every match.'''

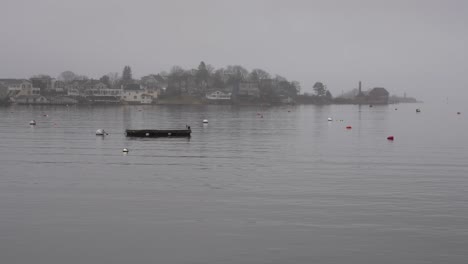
[96,129,106,136]
[203,119,208,124]
[29,120,36,125]
[122,148,129,153]
[328,117,332,121]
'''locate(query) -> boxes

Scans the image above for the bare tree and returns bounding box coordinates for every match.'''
[249,69,271,82]
[225,65,249,83]
[106,72,120,88]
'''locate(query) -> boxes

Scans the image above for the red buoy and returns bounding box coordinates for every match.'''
[346,126,352,129]
[387,136,394,141]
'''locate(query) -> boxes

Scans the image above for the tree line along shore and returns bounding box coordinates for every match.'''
[0,62,417,106]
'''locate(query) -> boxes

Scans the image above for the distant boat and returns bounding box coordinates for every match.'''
[126,127,191,138]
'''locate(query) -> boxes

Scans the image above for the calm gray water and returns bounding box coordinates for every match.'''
[1,103,467,264]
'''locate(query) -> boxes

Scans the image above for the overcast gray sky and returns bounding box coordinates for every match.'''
[1,0,467,101]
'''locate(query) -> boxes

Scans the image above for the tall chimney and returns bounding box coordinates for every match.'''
[358,81,362,95]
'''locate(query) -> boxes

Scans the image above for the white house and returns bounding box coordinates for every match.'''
[206,91,232,100]
[8,80,41,97]
[121,84,153,104]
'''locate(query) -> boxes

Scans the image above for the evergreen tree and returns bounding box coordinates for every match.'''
[196,61,209,89]
[122,66,133,85]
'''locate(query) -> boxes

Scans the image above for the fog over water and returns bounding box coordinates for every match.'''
[1,1,468,263]
[0,103,468,263]
[1,0,468,102]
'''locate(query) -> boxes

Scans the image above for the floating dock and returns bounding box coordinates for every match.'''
[125,129,191,138]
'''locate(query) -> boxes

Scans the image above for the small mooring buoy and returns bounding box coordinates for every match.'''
[122,148,129,153]
[416,108,421,113]
[369,105,373,108]
[203,119,208,124]
[346,126,352,129]
[457,112,461,115]
[387,136,394,141]
[328,117,333,121]
[29,120,36,125]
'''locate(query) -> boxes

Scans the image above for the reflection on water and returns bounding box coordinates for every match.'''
[0,103,467,264]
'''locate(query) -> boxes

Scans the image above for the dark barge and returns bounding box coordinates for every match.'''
[126,128,191,138]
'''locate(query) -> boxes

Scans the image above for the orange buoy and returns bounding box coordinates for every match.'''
[346,126,352,129]
[387,136,394,141]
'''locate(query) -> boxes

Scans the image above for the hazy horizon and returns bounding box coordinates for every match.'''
[1,0,467,103]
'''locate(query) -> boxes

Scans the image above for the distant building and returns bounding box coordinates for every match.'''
[30,76,53,93]
[7,80,41,97]
[141,74,168,91]
[13,95,49,105]
[206,90,231,100]
[85,83,122,104]
[121,84,153,104]
[142,86,160,101]
[65,80,89,96]
[52,80,66,93]
[238,82,260,98]
[367,87,389,104]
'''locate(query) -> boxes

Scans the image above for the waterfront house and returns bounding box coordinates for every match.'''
[13,95,49,104]
[238,82,260,98]
[7,80,41,97]
[142,86,160,101]
[206,90,232,100]
[52,80,66,93]
[121,84,153,104]
[85,82,121,103]
[66,80,88,96]
[30,76,53,93]
[368,87,389,104]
